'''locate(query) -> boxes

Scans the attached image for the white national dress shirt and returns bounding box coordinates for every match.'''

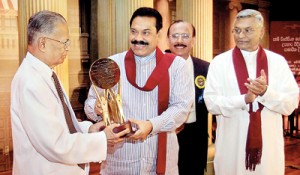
[204,48,299,175]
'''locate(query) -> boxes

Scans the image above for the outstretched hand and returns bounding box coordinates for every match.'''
[89,121,106,133]
[104,123,130,145]
[89,121,130,145]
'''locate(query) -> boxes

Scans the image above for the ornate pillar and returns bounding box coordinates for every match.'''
[258,1,271,49]
[98,0,153,58]
[225,0,242,51]
[176,0,213,62]
[175,0,214,165]
[97,0,113,58]
[154,0,171,52]
[18,0,70,96]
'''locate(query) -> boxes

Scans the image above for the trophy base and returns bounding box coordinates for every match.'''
[113,120,135,137]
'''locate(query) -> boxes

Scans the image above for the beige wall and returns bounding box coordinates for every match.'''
[0,6,18,166]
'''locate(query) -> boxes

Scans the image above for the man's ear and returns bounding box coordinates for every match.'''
[157,29,162,39]
[191,36,196,47]
[38,37,46,52]
[259,27,265,40]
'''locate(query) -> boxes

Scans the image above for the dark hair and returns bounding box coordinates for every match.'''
[27,10,67,45]
[129,7,162,32]
[167,20,196,37]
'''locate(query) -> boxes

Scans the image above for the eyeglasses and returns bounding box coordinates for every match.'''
[232,28,256,36]
[44,37,71,50]
[169,33,190,41]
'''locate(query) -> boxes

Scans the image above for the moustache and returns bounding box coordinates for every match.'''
[131,40,149,46]
[174,44,187,47]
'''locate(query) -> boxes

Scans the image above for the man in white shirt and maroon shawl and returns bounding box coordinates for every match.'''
[204,9,299,175]
[85,7,194,175]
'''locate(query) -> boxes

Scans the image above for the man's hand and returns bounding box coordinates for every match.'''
[94,100,103,116]
[103,123,130,145]
[244,70,268,96]
[89,121,106,133]
[244,90,257,104]
[175,124,185,134]
[128,119,153,142]
[89,122,130,145]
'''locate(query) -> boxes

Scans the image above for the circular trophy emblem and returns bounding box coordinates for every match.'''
[195,75,206,89]
[89,58,120,89]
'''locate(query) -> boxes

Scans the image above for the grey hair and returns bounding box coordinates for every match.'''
[236,9,264,28]
[27,10,67,45]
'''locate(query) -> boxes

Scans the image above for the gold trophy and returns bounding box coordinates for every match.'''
[89,58,134,136]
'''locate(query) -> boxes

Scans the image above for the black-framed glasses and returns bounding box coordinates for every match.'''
[44,37,71,50]
[232,28,256,36]
[169,33,190,41]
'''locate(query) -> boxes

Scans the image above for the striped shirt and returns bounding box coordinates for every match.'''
[84,49,194,175]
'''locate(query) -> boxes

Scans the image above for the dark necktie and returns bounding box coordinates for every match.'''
[52,72,85,170]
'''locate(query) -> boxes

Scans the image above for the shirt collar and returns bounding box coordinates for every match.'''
[134,50,156,63]
[26,52,53,78]
[241,48,259,59]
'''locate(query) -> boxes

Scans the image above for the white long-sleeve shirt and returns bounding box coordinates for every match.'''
[84,50,194,175]
[204,48,299,175]
[11,52,108,175]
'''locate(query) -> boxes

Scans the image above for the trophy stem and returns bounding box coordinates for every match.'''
[92,84,110,126]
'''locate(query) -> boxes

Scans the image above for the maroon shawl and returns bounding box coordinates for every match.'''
[125,47,176,175]
[232,45,268,171]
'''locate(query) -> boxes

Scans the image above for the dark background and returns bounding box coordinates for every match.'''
[270,0,300,21]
